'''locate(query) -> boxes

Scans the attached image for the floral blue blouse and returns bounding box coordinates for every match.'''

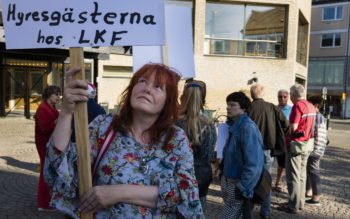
[44,114,203,219]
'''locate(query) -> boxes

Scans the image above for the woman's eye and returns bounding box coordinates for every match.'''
[138,78,147,84]
[155,85,164,91]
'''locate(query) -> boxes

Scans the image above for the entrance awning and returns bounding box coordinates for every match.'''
[0,42,109,60]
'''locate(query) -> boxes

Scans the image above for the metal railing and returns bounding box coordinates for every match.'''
[204,37,284,58]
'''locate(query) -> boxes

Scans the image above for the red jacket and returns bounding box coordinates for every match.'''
[35,101,59,149]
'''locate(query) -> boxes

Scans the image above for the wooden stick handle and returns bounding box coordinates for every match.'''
[69,48,93,219]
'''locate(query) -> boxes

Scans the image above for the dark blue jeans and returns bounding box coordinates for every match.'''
[306,155,322,196]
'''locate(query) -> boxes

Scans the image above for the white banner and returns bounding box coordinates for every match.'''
[165,5,195,79]
[133,46,163,73]
[1,0,165,49]
[217,123,229,159]
[133,4,195,78]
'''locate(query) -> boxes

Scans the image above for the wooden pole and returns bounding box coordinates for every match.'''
[69,48,93,219]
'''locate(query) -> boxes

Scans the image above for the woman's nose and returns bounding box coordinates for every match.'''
[143,84,151,93]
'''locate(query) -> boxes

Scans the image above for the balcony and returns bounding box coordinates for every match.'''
[204,37,284,58]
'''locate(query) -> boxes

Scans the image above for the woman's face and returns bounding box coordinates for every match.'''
[226,101,245,118]
[47,92,60,105]
[130,73,167,116]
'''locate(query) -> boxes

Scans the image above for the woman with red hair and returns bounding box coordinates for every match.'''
[44,63,203,218]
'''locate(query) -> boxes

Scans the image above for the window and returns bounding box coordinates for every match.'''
[308,61,325,85]
[324,60,344,85]
[321,33,341,47]
[205,2,287,58]
[308,59,345,86]
[296,11,309,66]
[323,6,343,21]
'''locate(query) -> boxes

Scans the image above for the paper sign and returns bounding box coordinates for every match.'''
[165,5,195,79]
[217,123,229,159]
[133,46,163,73]
[1,0,165,49]
[132,4,195,78]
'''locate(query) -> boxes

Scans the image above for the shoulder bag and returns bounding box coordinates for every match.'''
[252,168,272,204]
[92,129,116,178]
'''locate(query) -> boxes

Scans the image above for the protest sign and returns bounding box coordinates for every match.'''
[165,5,195,79]
[133,4,195,78]
[133,46,163,73]
[1,0,165,49]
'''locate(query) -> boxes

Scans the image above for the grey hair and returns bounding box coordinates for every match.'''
[278,89,289,96]
[290,84,305,98]
[250,83,264,99]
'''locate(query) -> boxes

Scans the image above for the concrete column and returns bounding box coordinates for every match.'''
[193,0,205,56]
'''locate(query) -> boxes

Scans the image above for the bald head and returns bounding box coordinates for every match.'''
[250,84,264,100]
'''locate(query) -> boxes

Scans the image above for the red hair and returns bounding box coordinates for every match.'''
[109,63,181,143]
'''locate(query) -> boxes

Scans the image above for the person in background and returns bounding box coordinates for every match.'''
[34,85,61,211]
[281,84,316,214]
[248,84,289,219]
[219,92,264,219]
[44,63,203,218]
[274,89,292,192]
[305,96,328,206]
[176,80,217,211]
[71,82,106,143]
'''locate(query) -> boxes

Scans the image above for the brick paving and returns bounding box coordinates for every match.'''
[0,117,349,219]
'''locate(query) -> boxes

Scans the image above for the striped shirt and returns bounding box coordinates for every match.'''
[311,113,328,158]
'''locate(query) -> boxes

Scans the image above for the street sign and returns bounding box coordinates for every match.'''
[322,87,327,100]
[322,87,327,95]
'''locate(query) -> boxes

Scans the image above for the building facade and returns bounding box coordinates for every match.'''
[309,0,350,118]
[0,0,108,118]
[1,0,312,118]
[98,0,311,116]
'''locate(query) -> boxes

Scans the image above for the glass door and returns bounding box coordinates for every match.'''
[4,67,47,117]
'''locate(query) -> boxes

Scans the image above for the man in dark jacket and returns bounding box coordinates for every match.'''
[247,83,290,219]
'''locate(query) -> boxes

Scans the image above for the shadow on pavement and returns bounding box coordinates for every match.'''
[319,146,350,206]
[0,169,67,219]
[0,156,38,173]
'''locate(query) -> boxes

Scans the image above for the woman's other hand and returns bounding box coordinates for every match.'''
[79,185,118,213]
[79,184,158,213]
[61,67,89,115]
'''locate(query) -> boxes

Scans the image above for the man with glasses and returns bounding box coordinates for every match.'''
[274,89,292,192]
